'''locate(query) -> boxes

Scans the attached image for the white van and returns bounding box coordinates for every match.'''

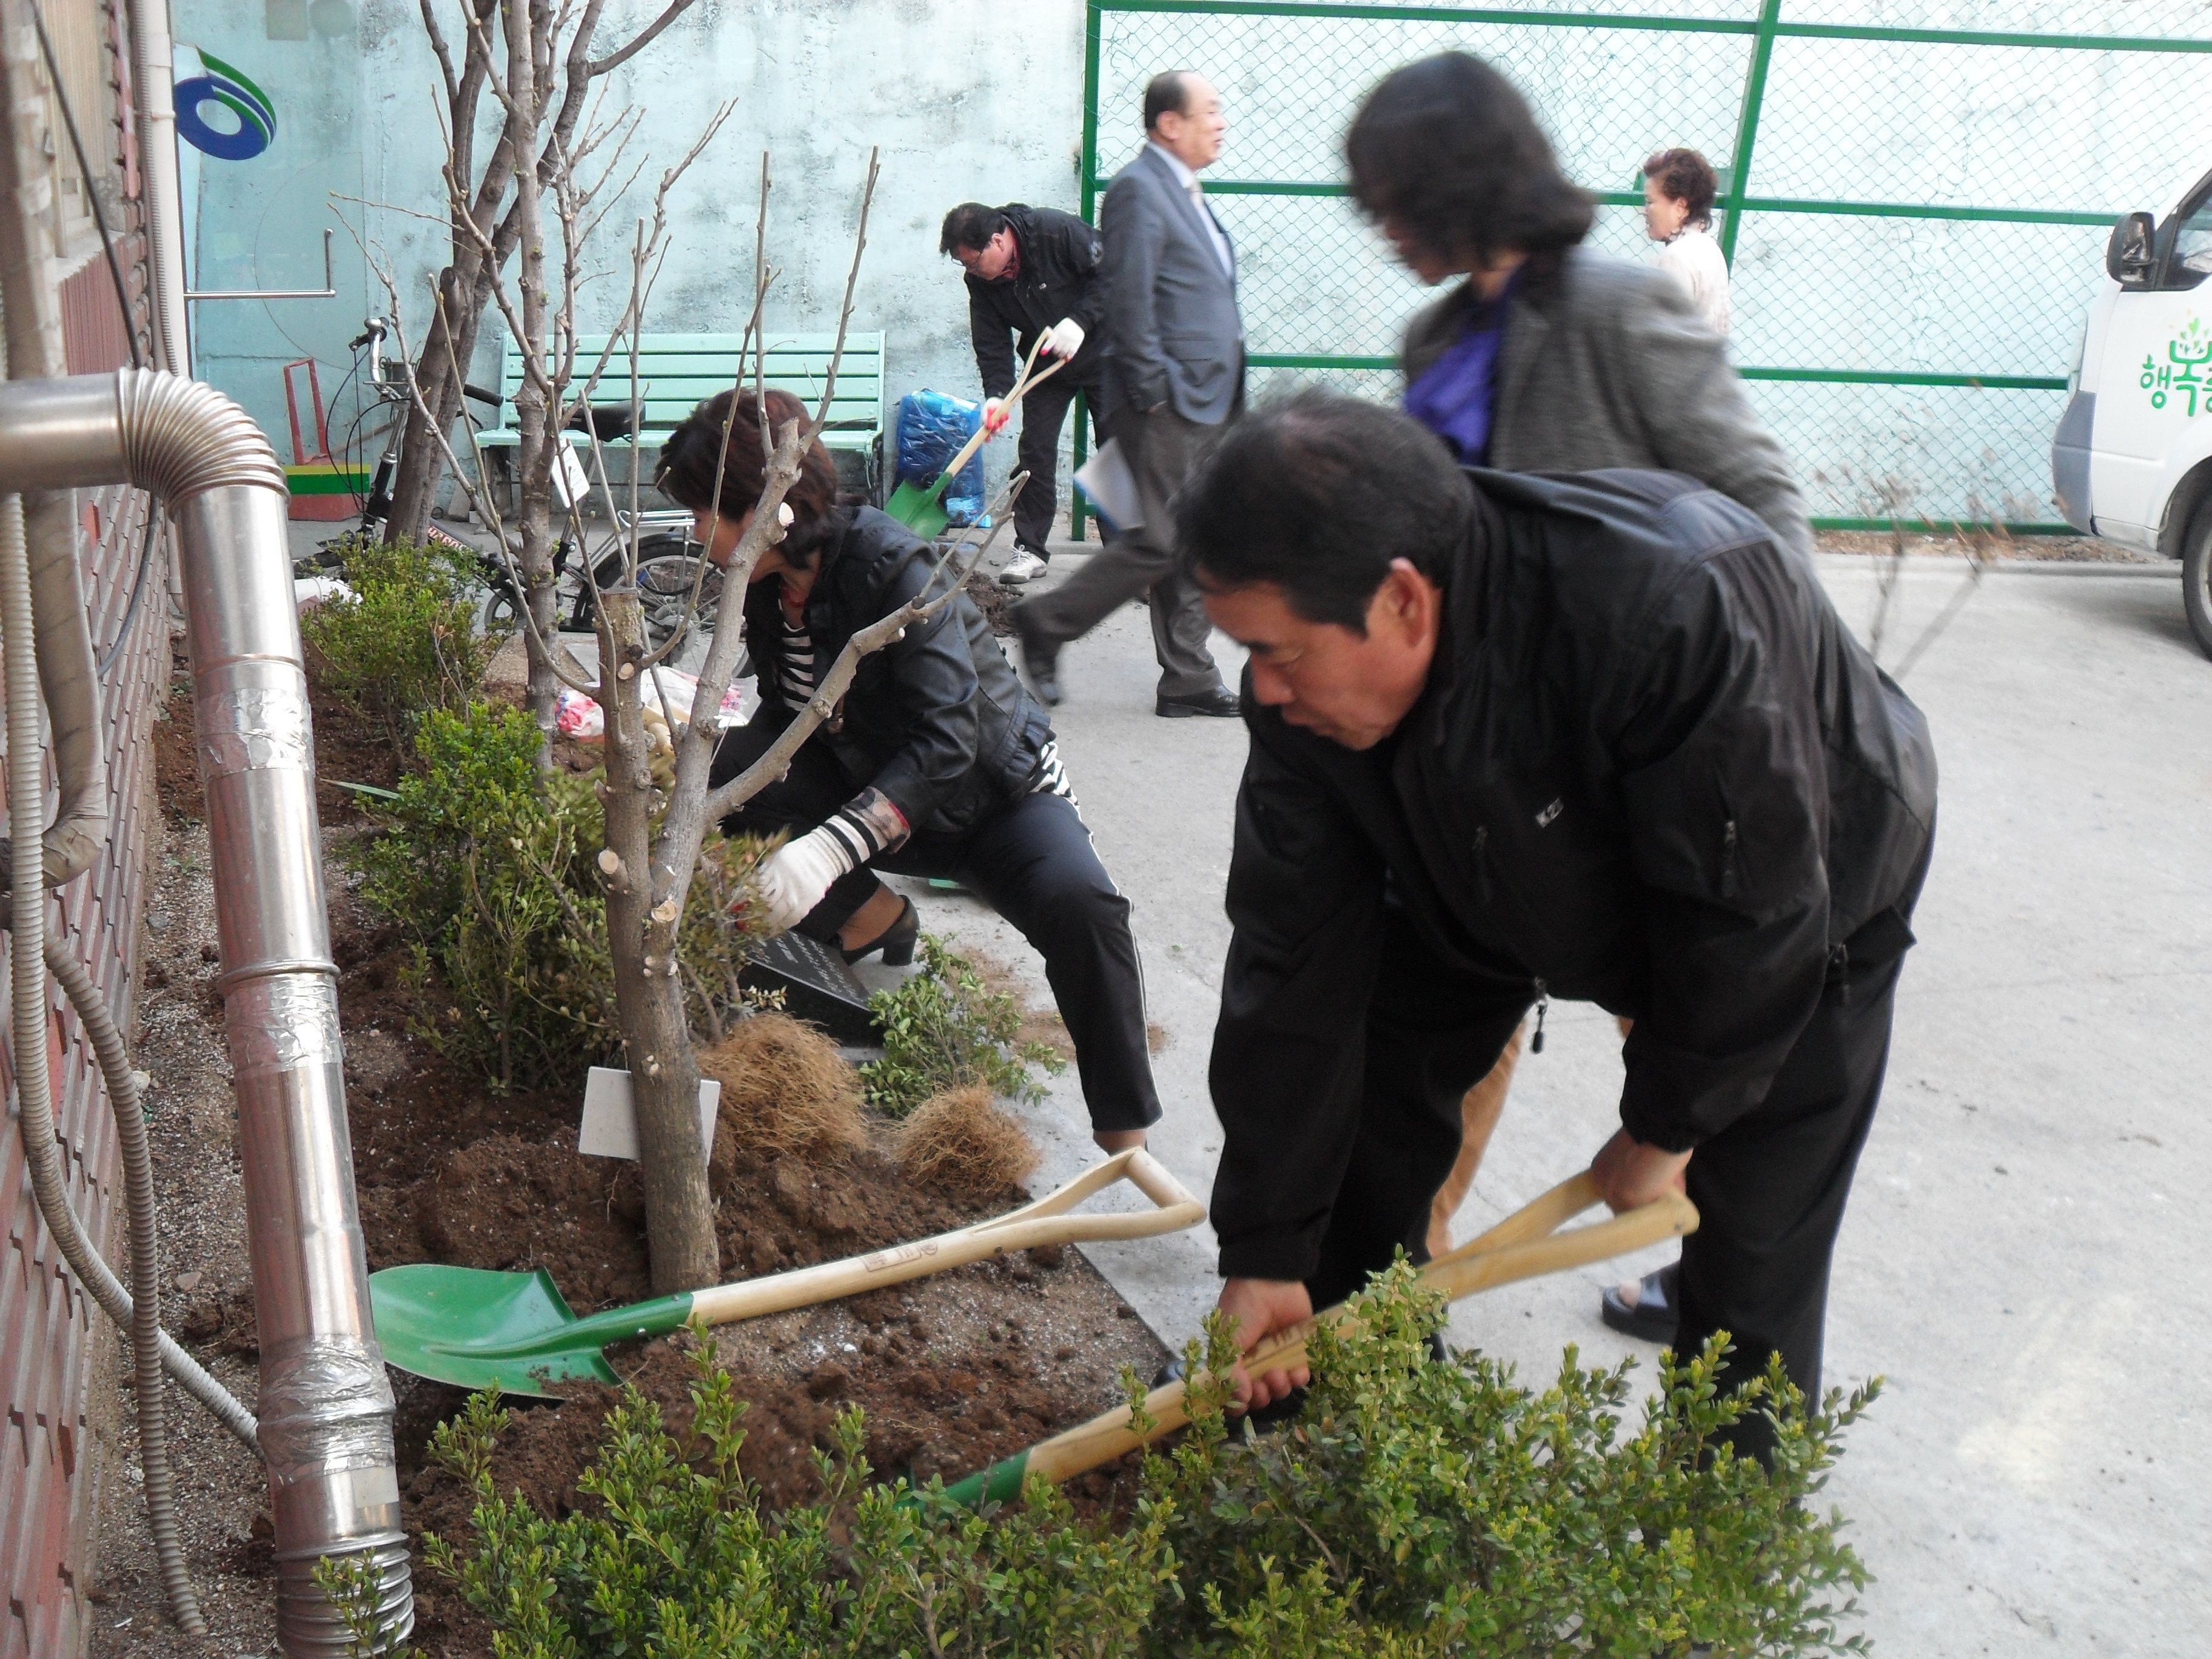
[2053,167,2212,657]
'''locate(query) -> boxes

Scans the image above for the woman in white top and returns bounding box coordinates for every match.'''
[1643,146,1731,338]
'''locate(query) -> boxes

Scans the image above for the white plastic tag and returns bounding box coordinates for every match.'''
[577,1067,720,1160]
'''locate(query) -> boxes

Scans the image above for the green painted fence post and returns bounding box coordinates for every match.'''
[1071,1,1104,543]
[1719,0,1785,267]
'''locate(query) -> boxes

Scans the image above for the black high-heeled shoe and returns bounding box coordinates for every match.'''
[840,894,919,967]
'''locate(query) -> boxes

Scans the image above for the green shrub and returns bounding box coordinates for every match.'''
[356,702,765,1093]
[344,1264,1875,1656]
[300,535,497,738]
[859,933,1064,1116]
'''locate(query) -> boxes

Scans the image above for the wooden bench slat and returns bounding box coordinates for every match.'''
[488,332,887,496]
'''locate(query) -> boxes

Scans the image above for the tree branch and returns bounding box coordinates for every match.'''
[587,0,700,77]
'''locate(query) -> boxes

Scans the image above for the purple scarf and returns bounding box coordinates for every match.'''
[1404,283,1512,463]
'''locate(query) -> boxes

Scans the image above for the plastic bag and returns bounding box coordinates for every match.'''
[555,668,748,746]
[894,389,987,526]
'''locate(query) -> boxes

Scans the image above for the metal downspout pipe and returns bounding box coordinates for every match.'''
[120,0,188,375]
[0,370,412,1654]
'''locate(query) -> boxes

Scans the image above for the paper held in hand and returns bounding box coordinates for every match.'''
[578,1067,721,1160]
[1074,438,1143,532]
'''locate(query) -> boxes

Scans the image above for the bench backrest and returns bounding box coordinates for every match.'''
[501,332,886,437]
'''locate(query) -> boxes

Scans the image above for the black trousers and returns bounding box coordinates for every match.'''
[1010,375,1098,554]
[1321,891,1922,1460]
[1013,400,1230,699]
[709,708,1162,1133]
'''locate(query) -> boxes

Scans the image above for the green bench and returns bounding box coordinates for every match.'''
[472,330,887,503]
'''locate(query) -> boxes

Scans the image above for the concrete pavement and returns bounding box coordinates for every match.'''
[899,543,2211,1657]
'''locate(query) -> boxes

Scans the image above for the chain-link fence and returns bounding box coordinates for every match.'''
[1073,0,2212,535]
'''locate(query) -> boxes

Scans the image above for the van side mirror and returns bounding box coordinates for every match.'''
[2108,212,2157,285]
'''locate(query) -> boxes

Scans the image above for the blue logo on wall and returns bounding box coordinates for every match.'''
[175,52,276,161]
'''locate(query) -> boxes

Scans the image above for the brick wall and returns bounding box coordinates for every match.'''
[0,241,172,1657]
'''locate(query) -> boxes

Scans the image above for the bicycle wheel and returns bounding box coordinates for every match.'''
[481,582,524,638]
[635,548,723,654]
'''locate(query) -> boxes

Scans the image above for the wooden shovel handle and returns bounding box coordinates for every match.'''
[1020,1179,1697,1486]
[688,1149,1204,1327]
[926,338,1069,501]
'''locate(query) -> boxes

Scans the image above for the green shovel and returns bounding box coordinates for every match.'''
[885,337,1065,539]
[370,1147,1202,1397]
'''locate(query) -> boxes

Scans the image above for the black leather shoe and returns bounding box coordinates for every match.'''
[1600,1259,1681,1344]
[840,895,919,967]
[1155,686,1241,719]
[1021,637,1062,706]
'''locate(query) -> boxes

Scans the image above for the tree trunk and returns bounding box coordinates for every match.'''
[598,589,720,1292]
[506,0,561,743]
[384,264,481,545]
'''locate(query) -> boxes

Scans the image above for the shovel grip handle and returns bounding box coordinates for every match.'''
[1016,1180,1698,1489]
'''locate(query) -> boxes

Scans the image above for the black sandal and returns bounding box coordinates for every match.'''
[840,894,919,967]
[1600,1259,1680,1344]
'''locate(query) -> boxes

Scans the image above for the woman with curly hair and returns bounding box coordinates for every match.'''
[1643,145,1731,337]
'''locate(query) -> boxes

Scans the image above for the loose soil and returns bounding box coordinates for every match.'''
[1812,526,2158,563]
[88,652,1171,1658]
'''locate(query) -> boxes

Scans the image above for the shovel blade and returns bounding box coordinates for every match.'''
[884,479,951,540]
[370,1263,620,1398]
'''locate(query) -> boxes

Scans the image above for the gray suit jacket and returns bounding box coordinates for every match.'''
[1404,249,1814,562]
[1099,146,1244,424]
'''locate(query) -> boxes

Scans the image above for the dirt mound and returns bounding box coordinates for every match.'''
[700,1013,868,1164]
[897,1086,1039,1200]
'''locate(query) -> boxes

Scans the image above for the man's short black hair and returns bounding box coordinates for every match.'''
[940,202,1008,257]
[1178,390,1472,632]
[1346,52,1593,278]
[1144,71,1194,132]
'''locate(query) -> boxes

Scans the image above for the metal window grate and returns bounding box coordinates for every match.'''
[1074,0,2212,535]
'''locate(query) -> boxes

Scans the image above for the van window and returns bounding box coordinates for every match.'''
[2173,195,2212,280]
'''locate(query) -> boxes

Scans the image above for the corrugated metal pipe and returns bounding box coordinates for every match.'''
[0,370,412,1654]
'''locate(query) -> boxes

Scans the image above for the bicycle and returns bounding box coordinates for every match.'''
[313,318,723,656]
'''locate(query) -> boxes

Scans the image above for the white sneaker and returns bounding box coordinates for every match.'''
[998,548,1048,586]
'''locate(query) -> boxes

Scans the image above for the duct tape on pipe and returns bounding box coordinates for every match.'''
[198,683,312,778]
[257,1336,397,1492]
[224,976,343,1074]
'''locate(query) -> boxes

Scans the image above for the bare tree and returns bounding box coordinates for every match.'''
[381,0,708,554]
[376,141,1021,1291]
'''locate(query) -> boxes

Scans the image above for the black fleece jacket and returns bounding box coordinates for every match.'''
[741,505,1054,840]
[964,204,1108,399]
[1208,468,1937,1282]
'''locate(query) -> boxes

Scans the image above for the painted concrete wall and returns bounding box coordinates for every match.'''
[180,0,1094,503]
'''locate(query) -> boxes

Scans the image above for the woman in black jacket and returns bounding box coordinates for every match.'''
[656,389,1159,1150]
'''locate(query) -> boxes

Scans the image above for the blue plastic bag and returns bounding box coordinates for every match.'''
[894,390,987,526]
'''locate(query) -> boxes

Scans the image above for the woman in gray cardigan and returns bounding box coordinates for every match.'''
[1344,50,1817,1339]
[1350,52,1812,563]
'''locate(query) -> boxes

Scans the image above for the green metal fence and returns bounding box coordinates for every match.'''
[1071,0,2212,538]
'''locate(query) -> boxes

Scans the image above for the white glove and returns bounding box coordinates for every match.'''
[745,824,857,936]
[1041,317,1086,360]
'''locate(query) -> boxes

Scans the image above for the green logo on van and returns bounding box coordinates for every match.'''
[2142,315,2212,417]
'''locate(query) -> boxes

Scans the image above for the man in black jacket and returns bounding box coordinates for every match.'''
[942,201,1108,585]
[1178,394,1936,1458]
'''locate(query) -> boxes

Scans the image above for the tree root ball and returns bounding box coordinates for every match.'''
[698,1013,867,1172]
[894,1087,1039,1201]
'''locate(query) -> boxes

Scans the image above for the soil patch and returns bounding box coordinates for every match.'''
[1813,526,2157,563]
[95,670,1172,1657]
[963,568,1018,635]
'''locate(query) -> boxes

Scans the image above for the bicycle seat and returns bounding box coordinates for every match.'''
[566,405,636,443]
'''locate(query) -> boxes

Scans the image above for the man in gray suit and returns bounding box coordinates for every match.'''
[1014,71,1244,718]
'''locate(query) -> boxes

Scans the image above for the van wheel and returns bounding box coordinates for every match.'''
[2187,509,2212,661]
